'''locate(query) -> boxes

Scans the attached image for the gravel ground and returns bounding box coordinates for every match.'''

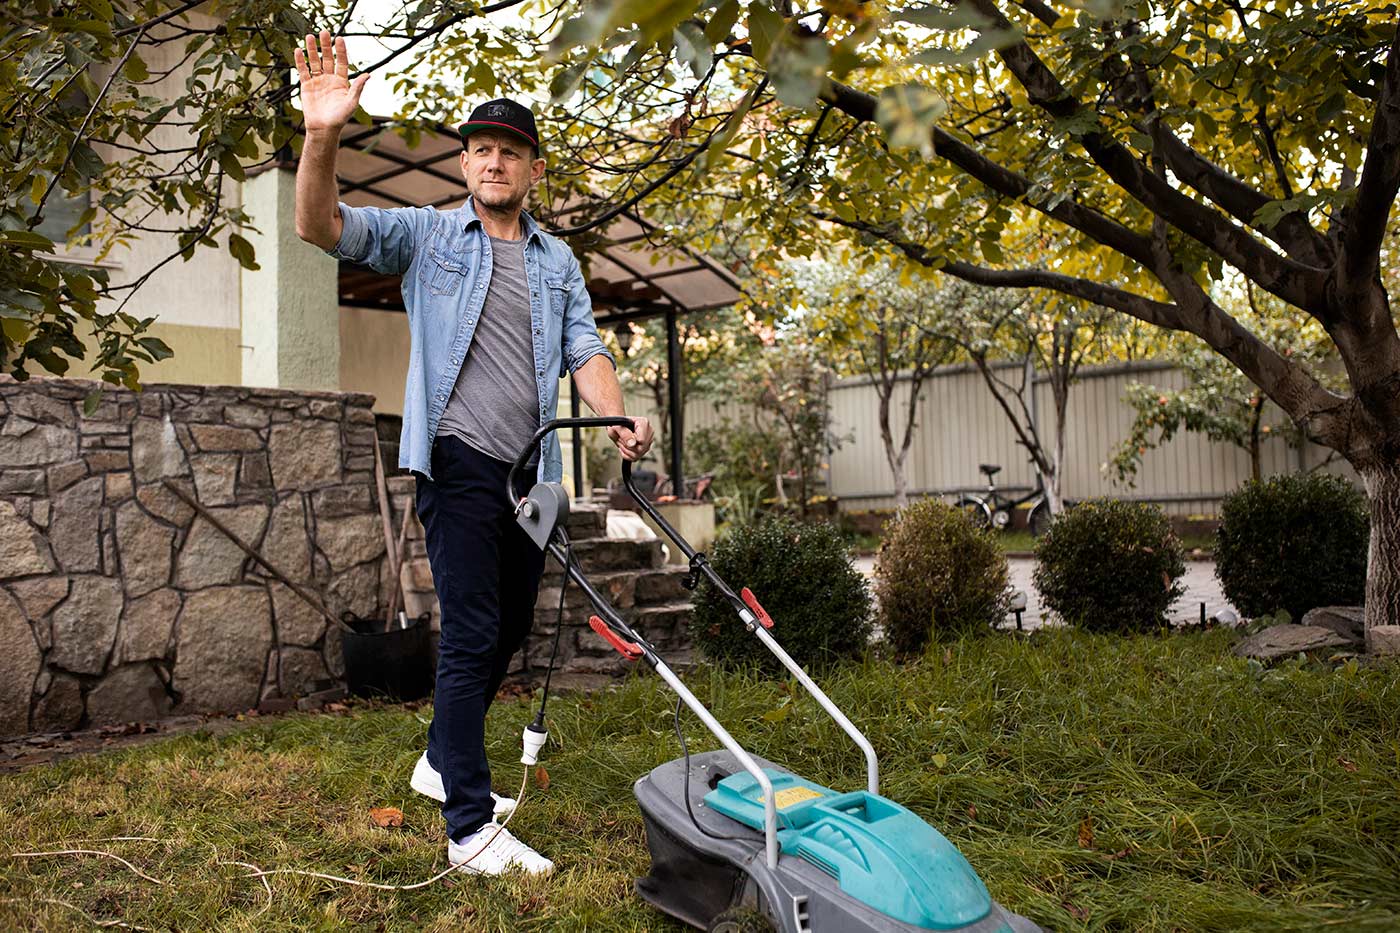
[853,555,1238,631]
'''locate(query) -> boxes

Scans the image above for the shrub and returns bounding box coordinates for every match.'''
[1033,499,1185,633]
[1215,472,1369,620]
[690,516,871,671]
[874,498,1012,653]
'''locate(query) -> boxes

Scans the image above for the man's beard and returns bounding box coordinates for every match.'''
[473,182,524,213]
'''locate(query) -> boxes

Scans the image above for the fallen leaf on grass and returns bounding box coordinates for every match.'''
[518,894,544,915]
[966,803,978,821]
[1339,757,1358,773]
[535,766,550,791]
[369,807,404,828]
[931,752,948,769]
[325,702,349,713]
[1062,901,1089,922]
[1077,815,1094,849]
[1105,846,1132,861]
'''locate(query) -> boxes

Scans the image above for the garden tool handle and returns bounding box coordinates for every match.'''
[505,417,636,509]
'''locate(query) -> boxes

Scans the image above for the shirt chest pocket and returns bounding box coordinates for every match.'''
[421,245,475,298]
[544,276,568,318]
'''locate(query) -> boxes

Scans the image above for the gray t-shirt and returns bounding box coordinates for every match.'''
[436,235,540,463]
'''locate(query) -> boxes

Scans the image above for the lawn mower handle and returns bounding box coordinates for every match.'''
[505,416,635,509]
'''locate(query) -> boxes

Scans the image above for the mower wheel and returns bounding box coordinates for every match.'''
[707,906,775,933]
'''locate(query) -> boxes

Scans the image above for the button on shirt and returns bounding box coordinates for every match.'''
[326,198,614,481]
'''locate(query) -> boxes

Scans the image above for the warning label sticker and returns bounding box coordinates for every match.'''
[770,786,824,809]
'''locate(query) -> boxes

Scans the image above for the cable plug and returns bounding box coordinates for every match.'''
[521,713,548,766]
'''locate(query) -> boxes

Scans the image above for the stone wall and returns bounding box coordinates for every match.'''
[0,376,389,737]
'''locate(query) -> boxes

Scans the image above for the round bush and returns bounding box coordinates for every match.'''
[874,498,1011,653]
[1033,498,1185,633]
[1215,472,1369,621]
[690,516,871,671]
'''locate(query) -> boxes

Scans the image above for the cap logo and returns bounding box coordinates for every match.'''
[486,103,511,117]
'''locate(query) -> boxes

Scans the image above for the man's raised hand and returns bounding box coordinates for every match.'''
[293,30,369,135]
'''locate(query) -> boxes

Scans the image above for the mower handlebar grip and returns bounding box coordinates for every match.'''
[505,417,636,508]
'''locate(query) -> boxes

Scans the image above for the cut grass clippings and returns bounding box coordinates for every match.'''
[2,629,1398,931]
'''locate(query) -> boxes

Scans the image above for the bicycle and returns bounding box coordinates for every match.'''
[952,463,1068,537]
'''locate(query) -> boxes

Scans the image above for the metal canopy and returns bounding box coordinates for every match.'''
[311,119,742,495]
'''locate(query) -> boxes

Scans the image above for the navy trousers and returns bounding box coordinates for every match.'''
[416,435,545,842]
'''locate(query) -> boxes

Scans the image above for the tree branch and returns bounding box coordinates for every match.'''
[1338,23,1400,287]
[1149,125,1331,265]
[965,0,1327,312]
[819,80,1158,267]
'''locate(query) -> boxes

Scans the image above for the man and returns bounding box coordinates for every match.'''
[293,30,653,875]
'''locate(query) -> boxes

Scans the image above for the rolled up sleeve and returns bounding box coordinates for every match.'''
[325,203,428,276]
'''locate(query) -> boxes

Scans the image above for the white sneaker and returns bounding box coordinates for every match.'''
[448,822,554,876]
[410,752,516,819]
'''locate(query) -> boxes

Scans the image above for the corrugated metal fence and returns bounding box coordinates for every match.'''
[626,360,1350,516]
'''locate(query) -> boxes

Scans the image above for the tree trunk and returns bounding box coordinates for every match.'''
[1362,460,1400,632]
[877,386,907,509]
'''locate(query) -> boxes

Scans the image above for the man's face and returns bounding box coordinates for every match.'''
[460,130,545,213]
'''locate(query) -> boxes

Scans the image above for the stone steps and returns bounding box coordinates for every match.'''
[526,601,695,675]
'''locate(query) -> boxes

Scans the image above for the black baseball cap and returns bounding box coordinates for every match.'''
[458,98,539,149]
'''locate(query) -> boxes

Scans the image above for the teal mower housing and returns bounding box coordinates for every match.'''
[507,418,1044,933]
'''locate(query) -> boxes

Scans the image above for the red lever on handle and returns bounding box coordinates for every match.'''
[740,588,774,629]
[588,615,643,661]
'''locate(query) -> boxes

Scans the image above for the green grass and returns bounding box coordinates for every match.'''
[3,630,1398,931]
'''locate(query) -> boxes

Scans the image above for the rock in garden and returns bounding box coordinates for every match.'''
[1366,625,1400,657]
[1300,606,1366,644]
[1233,623,1353,662]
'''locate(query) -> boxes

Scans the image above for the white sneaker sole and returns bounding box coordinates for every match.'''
[410,753,516,819]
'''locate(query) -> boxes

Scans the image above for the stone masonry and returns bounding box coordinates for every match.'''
[0,375,388,736]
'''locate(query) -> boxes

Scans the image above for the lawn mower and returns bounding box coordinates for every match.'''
[508,417,1044,933]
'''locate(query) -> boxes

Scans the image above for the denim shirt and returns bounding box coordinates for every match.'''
[327,198,614,482]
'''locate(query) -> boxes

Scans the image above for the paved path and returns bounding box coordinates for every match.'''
[854,555,1237,630]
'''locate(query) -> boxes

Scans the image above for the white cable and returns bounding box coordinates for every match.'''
[239,765,533,891]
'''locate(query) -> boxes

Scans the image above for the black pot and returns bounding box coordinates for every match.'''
[340,612,435,702]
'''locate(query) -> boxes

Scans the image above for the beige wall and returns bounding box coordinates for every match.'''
[630,360,1355,518]
[339,306,411,414]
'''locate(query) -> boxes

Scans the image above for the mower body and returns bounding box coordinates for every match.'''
[634,750,1043,933]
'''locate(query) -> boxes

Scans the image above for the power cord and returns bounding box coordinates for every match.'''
[672,696,750,843]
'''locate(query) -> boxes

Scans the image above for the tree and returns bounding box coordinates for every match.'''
[1111,279,1340,483]
[789,256,957,508]
[0,1,535,395]
[536,1,1400,631]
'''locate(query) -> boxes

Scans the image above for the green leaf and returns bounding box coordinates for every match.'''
[932,752,948,769]
[549,60,590,102]
[70,141,105,178]
[875,84,946,157]
[0,230,57,251]
[747,3,784,64]
[136,336,173,361]
[705,0,740,44]
[122,53,148,82]
[703,82,759,168]
[218,150,246,182]
[761,703,790,723]
[673,21,713,79]
[770,33,830,109]
[30,175,47,205]
[227,232,259,270]
[83,388,102,416]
